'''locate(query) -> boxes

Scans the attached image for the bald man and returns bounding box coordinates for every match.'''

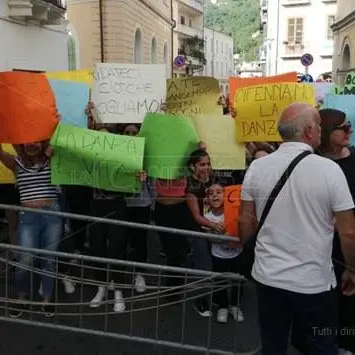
[238,103,355,354]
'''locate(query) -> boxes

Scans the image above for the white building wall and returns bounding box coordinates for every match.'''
[266,0,336,79]
[203,27,234,96]
[0,4,69,71]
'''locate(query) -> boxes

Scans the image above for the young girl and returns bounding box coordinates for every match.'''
[204,182,244,324]
[0,141,63,318]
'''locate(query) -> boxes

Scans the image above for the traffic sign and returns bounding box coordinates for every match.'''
[300,53,313,67]
[174,55,186,68]
[300,74,314,83]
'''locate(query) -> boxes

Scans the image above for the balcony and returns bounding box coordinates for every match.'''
[282,0,311,6]
[8,0,67,25]
[178,0,203,13]
[261,12,267,24]
[176,23,203,38]
[281,42,305,59]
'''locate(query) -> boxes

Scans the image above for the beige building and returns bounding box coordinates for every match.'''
[67,0,174,77]
[172,0,204,76]
[332,0,355,84]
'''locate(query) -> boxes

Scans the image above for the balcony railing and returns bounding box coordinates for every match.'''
[176,23,203,38]
[44,0,67,10]
[8,0,67,25]
[178,0,203,13]
[281,43,305,58]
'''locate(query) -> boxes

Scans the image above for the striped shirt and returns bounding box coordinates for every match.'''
[15,157,58,203]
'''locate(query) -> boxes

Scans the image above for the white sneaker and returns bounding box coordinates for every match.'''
[113,290,126,313]
[38,282,43,297]
[108,280,115,291]
[62,276,76,294]
[229,306,244,322]
[339,349,355,355]
[217,308,228,323]
[89,286,105,308]
[134,274,147,293]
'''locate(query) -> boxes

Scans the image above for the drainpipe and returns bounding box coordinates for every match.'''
[171,0,175,77]
[99,0,105,62]
[274,0,280,74]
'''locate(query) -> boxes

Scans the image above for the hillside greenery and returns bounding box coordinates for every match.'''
[204,0,261,61]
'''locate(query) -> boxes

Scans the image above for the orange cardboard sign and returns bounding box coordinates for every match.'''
[229,72,298,109]
[0,72,59,144]
[224,185,242,242]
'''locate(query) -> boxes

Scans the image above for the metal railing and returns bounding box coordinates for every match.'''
[42,0,67,10]
[0,203,260,354]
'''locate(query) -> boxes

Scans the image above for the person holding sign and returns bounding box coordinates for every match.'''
[121,123,155,294]
[185,148,220,317]
[203,182,244,324]
[0,141,63,319]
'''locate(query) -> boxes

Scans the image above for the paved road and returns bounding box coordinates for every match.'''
[0,224,301,355]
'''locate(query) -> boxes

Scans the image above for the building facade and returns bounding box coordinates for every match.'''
[1,0,69,71]
[332,0,355,84]
[67,0,173,77]
[262,0,337,79]
[172,0,204,76]
[203,27,234,96]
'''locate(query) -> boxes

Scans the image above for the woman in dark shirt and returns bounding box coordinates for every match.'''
[185,149,222,317]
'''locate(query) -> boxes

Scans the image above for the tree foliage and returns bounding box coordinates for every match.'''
[204,0,261,61]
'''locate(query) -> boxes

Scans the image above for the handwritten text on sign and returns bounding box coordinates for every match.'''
[234,83,315,142]
[166,77,221,116]
[92,63,166,124]
[50,123,145,193]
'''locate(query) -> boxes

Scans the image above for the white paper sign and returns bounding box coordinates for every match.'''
[311,82,332,103]
[92,63,166,123]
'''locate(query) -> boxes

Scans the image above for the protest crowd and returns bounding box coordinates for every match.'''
[1,67,355,355]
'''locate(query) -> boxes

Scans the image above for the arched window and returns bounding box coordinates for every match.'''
[134,28,143,64]
[342,44,351,71]
[151,37,157,64]
[68,35,76,71]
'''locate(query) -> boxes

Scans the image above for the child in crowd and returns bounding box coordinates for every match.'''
[0,141,63,318]
[203,182,245,323]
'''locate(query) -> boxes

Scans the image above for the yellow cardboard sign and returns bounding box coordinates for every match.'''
[0,144,16,183]
[234,82,316,142]
[193,115,245,170]
[46,69,93,86]
[166,76,221,116]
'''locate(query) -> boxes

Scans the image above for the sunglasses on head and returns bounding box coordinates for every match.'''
[334,121,352,134]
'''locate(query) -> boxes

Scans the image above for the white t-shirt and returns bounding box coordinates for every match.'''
[242,142,354,294]
[204,211,242,259]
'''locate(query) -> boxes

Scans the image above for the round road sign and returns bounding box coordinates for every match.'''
[300,74,314,83]
[174,55,186,67]
[300,53,313,67]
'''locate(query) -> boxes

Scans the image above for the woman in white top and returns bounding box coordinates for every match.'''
[204,182,245,324]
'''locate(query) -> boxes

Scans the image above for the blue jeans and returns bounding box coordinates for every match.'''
[15,201,63,300]
[256,281,338,355]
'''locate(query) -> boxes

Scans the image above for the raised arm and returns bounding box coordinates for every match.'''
[0,144,16,172]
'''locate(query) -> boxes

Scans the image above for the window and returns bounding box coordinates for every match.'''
[151,37,157,63]
[189,19,192,27]
[134,28,143,64]
[68,35,76,71]
[327,15,335,40]
[287,17,304,43]
[221,42,223,54]
[221,62,223,76]
[180,16,185,25]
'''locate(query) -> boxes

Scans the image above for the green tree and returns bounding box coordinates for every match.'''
[204,0,261,61]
